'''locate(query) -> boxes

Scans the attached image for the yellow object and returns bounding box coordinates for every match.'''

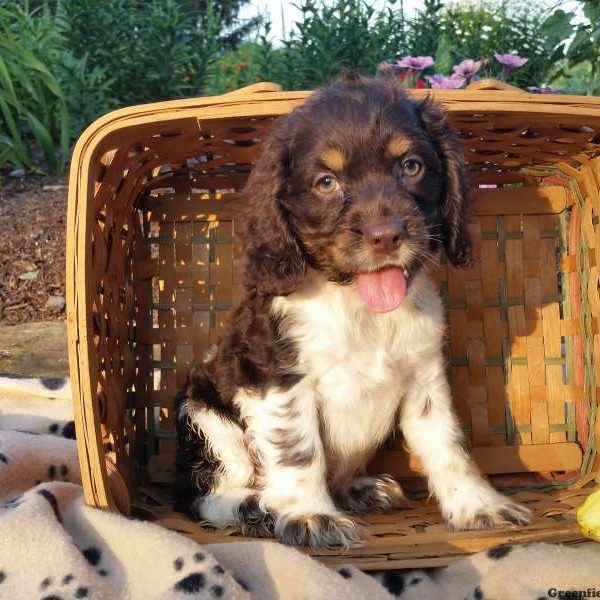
[577,486,600,542]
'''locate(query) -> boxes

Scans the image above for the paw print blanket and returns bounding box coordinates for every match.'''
[1,375,599,600]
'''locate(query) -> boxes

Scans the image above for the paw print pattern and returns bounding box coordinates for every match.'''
[487,544,512,560]
[80,547,109,579]
[38,489,62,522]
[0,494,23,510]
[172,552,228,597]
[48,421,76,439]
[48,464,70,482]
[381,571,405,596]
[38,574,90,600]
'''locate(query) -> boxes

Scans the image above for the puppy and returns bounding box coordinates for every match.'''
[173,74,532,549]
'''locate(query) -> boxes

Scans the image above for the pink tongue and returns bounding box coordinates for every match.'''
[357,267,407,313]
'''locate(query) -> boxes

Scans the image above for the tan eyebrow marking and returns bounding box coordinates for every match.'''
[387,135,411,157]
[320,147,346,172]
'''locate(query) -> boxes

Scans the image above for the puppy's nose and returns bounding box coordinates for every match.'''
[364,221,405,254]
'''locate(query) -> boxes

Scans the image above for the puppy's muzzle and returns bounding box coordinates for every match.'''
[363,220,407,255]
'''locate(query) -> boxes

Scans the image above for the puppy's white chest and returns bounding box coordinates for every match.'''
[273,277,443,463]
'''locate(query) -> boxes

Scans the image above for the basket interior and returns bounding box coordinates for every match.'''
[76,90,600,568]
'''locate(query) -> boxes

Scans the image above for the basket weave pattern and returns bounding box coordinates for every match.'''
[67,82,600,569]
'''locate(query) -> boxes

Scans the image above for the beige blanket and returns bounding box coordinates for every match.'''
[1,375,599,600]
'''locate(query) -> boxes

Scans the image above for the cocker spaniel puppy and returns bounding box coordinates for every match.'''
[174,74,532,549]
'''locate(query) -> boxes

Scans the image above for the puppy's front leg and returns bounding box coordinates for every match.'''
[242,380,363,549]
[400,359,532,530]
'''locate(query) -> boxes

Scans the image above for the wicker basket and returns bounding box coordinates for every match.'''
[67,80,600,571]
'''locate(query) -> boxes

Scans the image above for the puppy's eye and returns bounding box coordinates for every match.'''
[314,175,340,194]
[401,158,423,178]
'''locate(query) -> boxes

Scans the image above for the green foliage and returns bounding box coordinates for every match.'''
[259,0,408,90]
[0,1,69,172]
[57,0,222,107]
[55,53,116,137]
[204,42,266,94]
[541,1,600,95]
[408,0,443,58]
[0,0,237,173]
[550,62,591,96]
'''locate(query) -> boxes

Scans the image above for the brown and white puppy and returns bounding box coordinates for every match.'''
[173,75,532,550]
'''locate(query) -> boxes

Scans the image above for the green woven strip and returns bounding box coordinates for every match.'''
[450,358,469,367]
[499,278,508,321]
[542,294,563,303]
[502,337,511,381]
[481,232,500,240]
[448,300,467,310]
[497,216,506,262]
[486,357,504,367]
[464,423,573,435]
[481,229,558,242]
[482,293,562,309]
[151,360,177,370]
[451,356,566,368]
[566,402,577,443]
[505,403,516,445]
[149,301,233,311]
[540,229,560,239]
[146,401,156,465]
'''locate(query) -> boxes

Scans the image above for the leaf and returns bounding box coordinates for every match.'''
[0,53,18,106]
[435,34,453,75]
[567,27,596,63]
[24,110,57,173]
[583,0,600,27]
[540,10,575,49]
[0,95,29,166]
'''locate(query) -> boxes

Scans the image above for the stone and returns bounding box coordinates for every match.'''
[18,270,39,281]
[44,295,65,312]
[8,168,25,178]
[0,321,69,377]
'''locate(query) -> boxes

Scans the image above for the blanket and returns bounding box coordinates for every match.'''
[1,374,599,600]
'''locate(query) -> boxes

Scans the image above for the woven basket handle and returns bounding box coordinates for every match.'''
[466,78,524,92]
[223,82,283,96]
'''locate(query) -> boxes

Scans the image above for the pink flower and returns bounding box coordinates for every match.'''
[494,53,528,71]
[426,74,466,89]
[395,56,435,71]
[452,59,481,81]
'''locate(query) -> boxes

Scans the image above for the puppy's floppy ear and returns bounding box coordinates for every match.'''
[240,117,306,295]
[416,96,473,268]
[338,68,364,85]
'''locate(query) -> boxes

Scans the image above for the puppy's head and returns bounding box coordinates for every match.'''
[241,75,472,308]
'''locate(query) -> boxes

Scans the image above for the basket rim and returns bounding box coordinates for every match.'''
[72,80,600,164]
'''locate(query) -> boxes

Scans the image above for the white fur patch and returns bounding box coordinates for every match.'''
[188,407,254,491]
[271,270,445,488]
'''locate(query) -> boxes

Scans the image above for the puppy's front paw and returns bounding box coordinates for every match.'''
[275,513,365,550]
[338,475,407,514]
[237,494,276,538]
[443,481,532,531]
